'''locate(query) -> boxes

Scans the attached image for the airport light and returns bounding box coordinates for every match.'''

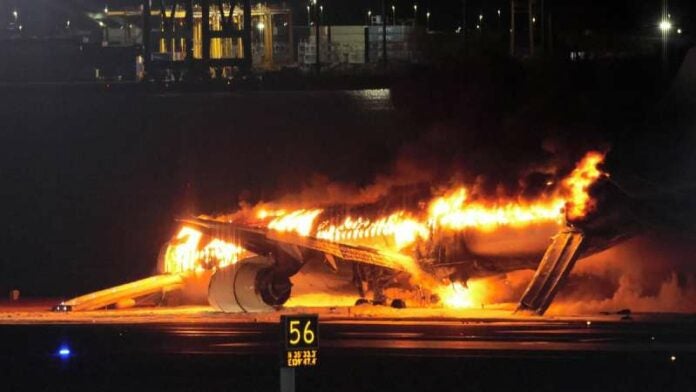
[57,345,72,358]
[659,20,672,32]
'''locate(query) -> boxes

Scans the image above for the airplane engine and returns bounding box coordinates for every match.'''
[207,256,292,313]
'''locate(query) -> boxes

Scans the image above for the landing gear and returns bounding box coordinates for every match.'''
[351,264,409,308]
[372,297,387,306]
[354,297,406,308]
[390,299,406,309]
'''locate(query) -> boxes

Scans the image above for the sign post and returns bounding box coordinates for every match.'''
[280,314,319,392]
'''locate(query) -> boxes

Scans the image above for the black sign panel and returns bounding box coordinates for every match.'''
[281,314,319,368]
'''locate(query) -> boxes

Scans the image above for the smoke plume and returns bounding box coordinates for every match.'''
[550,235,696,314]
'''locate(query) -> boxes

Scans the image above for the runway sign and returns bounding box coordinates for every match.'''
[281,314,319,368]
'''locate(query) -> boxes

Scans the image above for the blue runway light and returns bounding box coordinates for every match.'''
[57,346,71,357]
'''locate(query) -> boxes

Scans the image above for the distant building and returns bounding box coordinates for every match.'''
[103,2,293,75]
[298,25,426,67]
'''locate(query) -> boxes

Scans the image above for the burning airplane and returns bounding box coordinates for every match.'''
[55,151,637,315]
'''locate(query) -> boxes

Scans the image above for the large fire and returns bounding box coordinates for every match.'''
[263,151,606,249]
[165,151,607,309]
[316,212,429,250]
[163,227,245,274]
[563,151,606,220]
[428,188,565,231]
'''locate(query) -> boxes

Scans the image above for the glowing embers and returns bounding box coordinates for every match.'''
[164,227,244,274]
[267,209,323,237]
[316,212,429,250]
[562,151,607,221]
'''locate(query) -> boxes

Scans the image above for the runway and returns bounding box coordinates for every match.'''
[1,302,695,391]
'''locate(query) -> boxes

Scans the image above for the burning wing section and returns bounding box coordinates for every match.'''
[181,217,421,311]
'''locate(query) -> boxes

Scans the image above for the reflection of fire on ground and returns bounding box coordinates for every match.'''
[159,151,611,311]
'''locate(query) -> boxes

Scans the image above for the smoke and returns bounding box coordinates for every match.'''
[549,235,696,314]
[259,155,435,209]
[470,270,536,307]
[228,122,607,218]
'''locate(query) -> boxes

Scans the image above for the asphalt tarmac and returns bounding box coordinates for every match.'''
[1,304,694,391]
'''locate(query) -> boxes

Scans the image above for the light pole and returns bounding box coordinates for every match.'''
[659,17,672,77]
[426,11,430,31]
[392,5,396,26]
[307,5,311,27]
[413,4,417,24]
[314,0,320,73]
[367,10,372,25]
[381,0,387,64]
[12,9,18,22]
[99,20,108,45]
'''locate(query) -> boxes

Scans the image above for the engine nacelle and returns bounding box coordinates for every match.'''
[208,256,292,313]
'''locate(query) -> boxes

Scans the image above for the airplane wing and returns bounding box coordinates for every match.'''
[178,217,416,273]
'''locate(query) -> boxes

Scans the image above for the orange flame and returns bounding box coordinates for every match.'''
[164,227,244,274]
[427,188,565,232]
[261,151,605,250]
[437,282,475,309]
[435,279,491,309]
[563,151,606,220]
[168,151,606,309]
[267,209,323,236]
[316,212,429,250]
[256,151,607,309]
